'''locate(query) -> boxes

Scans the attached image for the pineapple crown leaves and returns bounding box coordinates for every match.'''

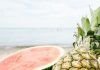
[77,24,85,38]
[91,7,100,29]
[81,17,91,34]
[75,17,91,41]
[75,7,100,40]
[74,7,100,55]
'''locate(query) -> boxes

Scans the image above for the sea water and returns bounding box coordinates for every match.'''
[0,28,75,47]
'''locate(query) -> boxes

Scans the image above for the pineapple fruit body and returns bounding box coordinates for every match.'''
[52,47,100,70]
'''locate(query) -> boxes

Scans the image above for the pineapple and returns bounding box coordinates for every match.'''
[52,47,99,70]
[52,7,100,70]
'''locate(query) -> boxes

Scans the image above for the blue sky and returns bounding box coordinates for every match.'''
[0,0,100,28]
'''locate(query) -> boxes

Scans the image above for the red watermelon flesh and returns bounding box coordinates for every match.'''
[0,45,64,70]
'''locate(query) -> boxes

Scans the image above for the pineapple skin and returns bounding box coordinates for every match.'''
[52,47,100,70]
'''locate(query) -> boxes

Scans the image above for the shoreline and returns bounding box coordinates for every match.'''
[0,44,73,49]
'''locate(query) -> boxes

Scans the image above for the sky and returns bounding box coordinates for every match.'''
[0,0,100,28]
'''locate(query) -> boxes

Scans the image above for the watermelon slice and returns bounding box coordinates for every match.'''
[0,45,64,70]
